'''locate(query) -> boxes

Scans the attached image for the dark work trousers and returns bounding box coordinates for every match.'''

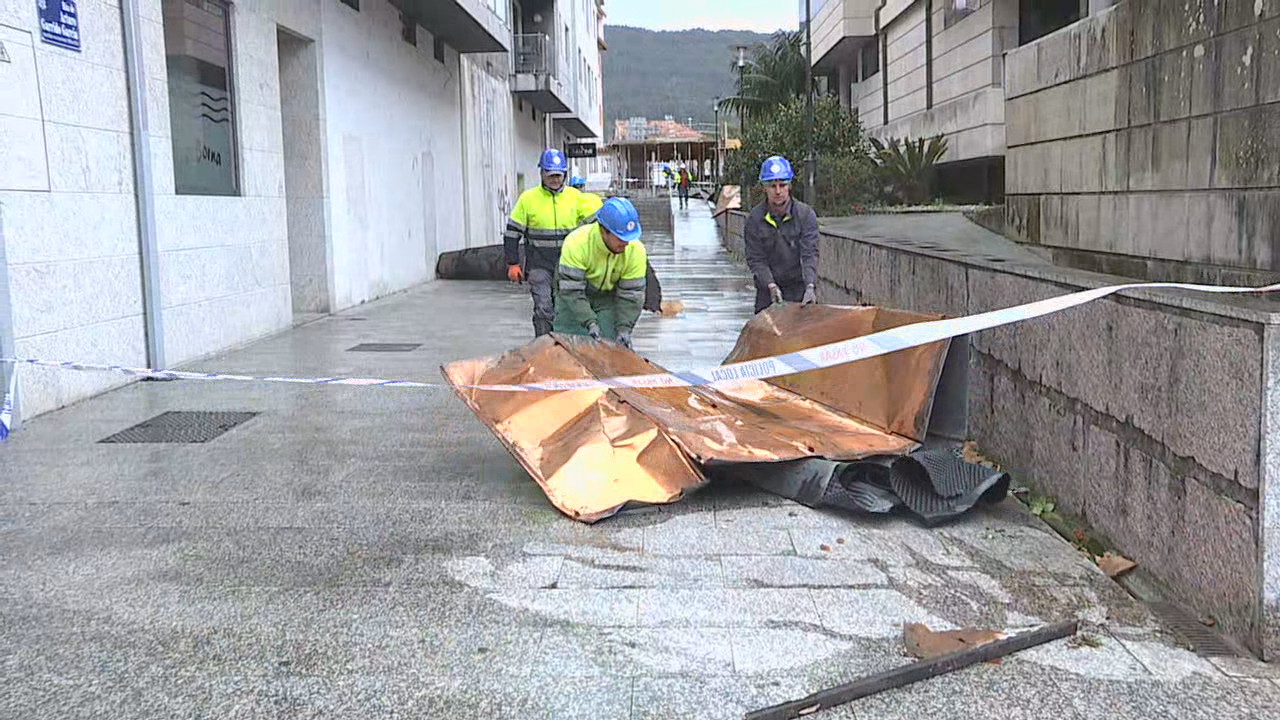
[677,184,689,208]
[753,277,807,314]
[528,267,555,336]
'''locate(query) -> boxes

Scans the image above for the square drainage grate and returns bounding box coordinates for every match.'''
[346,343,421,352]
[1148,602,1243,657]
[99,411,259,444]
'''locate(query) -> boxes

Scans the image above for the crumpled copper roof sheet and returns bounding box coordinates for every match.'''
[440,304,950,523]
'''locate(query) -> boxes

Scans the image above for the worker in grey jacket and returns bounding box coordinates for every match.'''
[743,155,819,313]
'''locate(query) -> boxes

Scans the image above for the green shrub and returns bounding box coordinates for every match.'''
[722,97,878,215]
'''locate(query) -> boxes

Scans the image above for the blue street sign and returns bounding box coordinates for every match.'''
[37,0,81,52]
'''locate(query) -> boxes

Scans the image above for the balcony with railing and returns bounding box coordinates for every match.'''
[511,33,572,114]
[400,0,509,53]
[803,0,879,71]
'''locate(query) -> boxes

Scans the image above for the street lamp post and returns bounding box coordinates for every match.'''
[735,44,750,207]
[804,0,816,205]
[713,96,721,181]
[734,44,748,134]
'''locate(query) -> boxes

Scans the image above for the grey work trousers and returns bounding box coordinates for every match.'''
[528,266,555,336]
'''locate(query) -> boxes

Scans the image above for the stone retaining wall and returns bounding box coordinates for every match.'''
[1004,0,1280,287]
[719,209,1280,659]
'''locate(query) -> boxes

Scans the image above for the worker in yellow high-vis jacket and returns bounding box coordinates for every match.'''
[570,175,604,220]
[504,150,593,337]
[553,197,648,349]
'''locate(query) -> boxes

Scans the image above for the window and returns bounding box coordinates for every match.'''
[162,0,238,196]
[1018,0,1084,45]
[859,37,879,80]
[945,0,978,27]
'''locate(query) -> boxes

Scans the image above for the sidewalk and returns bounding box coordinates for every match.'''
[2,200,1278,719]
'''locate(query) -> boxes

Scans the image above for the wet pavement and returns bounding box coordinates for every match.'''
[3,198,1280,719]
[634,195,756,369]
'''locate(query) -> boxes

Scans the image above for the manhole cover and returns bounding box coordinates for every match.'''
[346,343,421,352]
[99,411,259,444]
[1148,602,1243,657]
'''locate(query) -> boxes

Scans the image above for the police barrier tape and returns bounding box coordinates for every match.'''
[2,279,1280,440]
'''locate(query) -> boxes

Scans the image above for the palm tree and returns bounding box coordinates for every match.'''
[719,31,811,122]
[869,135,949,205]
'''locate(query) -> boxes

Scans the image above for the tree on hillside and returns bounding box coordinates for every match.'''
[602,26,770,126]
[718,31,812,122]
[723,96,879,216]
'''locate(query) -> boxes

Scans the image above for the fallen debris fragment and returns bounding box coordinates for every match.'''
[658,300,685,316]
[742,620,1079,720]
[1096,552,1137,578]
[902,623,1005,660]
[960,440,999,469]
[1068,633,1105,649]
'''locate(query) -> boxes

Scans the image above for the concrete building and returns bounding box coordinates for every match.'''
[806,0,1109,202]
[807,0,1280,285]
[0,0,606,422]
[794,0,1280,659]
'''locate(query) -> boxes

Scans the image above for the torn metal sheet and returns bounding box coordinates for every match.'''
[722,304,950,443]
[441,304,957,523]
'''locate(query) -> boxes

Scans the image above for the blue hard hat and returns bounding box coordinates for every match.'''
[569,175,585,189]
[539,149,568,174]
[597,197,641,243]
[759,155,794,183]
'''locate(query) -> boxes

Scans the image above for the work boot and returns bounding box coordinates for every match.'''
[533,318,552,337]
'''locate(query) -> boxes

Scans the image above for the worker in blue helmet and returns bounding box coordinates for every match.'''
[743,155,819,313]
[504,149,592,336]
[553,197,648,348]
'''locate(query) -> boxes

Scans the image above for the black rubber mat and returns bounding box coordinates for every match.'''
[707,446,1009,526]
[884,447,1011,525]
[818,447,1009,525]
[833,482,899,514]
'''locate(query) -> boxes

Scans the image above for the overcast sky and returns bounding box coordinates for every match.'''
[605,0,799,33]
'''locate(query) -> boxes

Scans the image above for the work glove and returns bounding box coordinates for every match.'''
[507,264,524,283]
[587,322,602,341]
[616,331,632,349]
[802,284,816,306]
[768,283,784,305]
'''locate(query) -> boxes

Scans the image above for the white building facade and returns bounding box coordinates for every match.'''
[0,0,606,422]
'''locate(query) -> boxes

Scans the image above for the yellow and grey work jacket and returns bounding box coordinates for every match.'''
[555,224,648,334]
[504,184,592,272]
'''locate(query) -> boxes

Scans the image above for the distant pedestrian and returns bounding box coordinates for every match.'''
[675,163,691,209]
[743,155,819,313]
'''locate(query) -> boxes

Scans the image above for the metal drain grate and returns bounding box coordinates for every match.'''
[99,411,259,444]
[1148,602,1243,657]
[346,343,420,352]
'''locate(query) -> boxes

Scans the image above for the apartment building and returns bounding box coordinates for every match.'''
[0,0,605,421]
[805,0,1113,202]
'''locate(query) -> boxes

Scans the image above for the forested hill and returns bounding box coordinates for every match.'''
[602,25,771,129]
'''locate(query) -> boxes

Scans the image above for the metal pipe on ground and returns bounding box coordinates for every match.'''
[743,621,1079,720]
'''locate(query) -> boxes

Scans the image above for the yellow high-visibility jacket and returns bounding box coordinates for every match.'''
[554,223,648,336]
[503,184,591,271]
[579,192,604,221]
